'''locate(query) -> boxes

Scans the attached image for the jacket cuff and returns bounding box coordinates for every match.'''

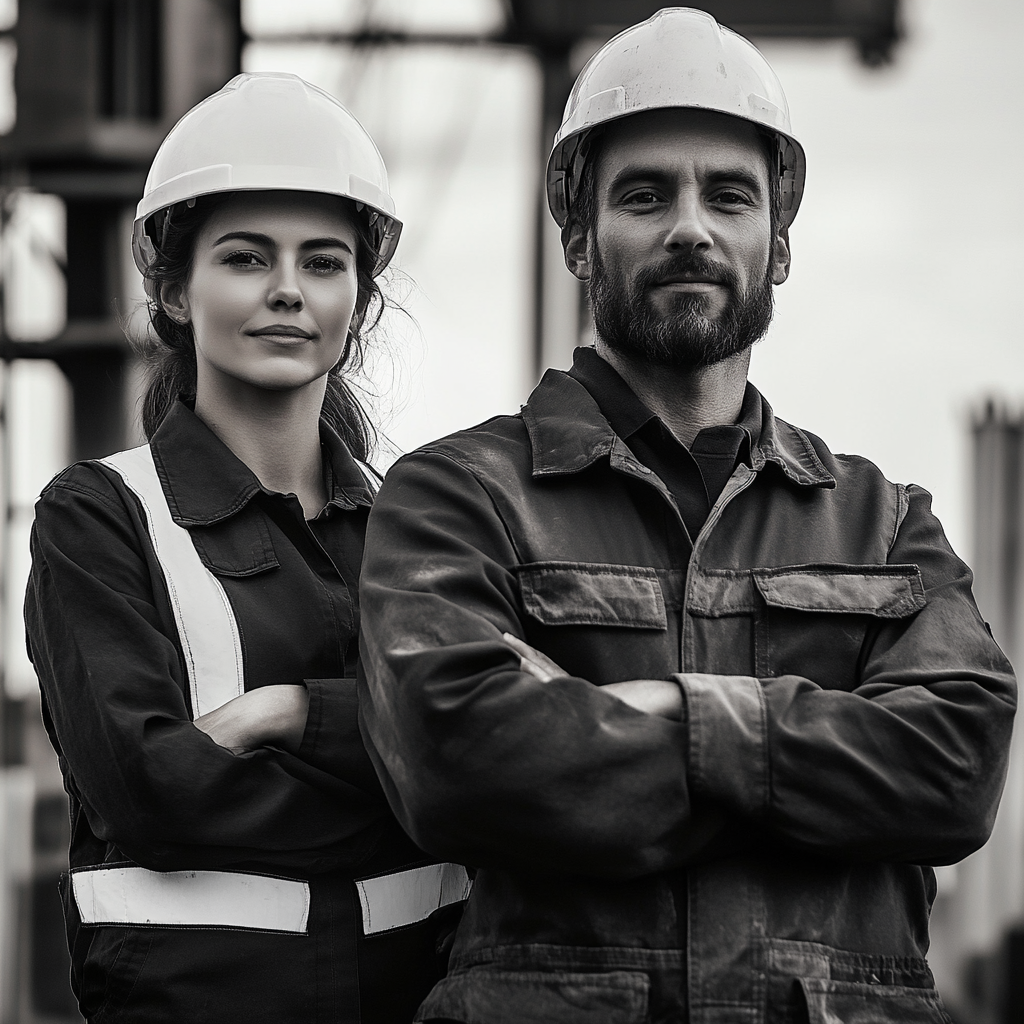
[298,678,327,762]
[673,673,768,820]
[297,678,384,795]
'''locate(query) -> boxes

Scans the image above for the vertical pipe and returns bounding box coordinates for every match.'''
[532,44,577,379]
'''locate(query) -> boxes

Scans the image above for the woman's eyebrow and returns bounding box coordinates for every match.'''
[211,232,353,255]
[300,237,354,255]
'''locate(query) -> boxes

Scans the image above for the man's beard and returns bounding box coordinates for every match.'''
[589,248,775,370]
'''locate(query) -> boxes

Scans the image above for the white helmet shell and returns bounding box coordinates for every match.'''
[133,72,401,279]
[547,7,806,228]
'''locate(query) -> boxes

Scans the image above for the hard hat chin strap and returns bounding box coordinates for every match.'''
[562,128,604,225]
[154,200,195,254]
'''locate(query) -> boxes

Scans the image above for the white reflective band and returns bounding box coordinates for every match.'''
[72,867,310,933]
[100,445,245,718]
[356,862,471,936]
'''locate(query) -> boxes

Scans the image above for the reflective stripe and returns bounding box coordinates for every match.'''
[100,445,245,718]
[355,862,472,936]
[72,867,310,933]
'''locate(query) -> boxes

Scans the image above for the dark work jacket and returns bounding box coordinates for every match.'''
[25,402,457,1024]
[358,366,1017,1024]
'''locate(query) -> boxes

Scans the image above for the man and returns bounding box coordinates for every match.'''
[359,9,1015,1023]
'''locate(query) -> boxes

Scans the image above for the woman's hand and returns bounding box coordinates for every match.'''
[193,684,310,754]
[502,633,683,721]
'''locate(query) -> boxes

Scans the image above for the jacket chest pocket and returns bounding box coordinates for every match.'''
[517,561,678,683]
[752,564,926,689]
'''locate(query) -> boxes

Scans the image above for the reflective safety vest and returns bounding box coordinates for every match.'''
[70,444,471,938]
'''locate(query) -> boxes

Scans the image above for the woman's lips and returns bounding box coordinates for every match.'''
[247,325,316,342]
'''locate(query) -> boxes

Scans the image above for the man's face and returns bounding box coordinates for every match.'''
[570,108,790,370]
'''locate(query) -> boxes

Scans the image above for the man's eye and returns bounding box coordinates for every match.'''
[714,190,751,207]
[222,251,266,268]
[306,255,346,274]
[623,190,662,206]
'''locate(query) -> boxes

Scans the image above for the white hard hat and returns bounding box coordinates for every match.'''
[133,72,401,279]
[547,7,806,228]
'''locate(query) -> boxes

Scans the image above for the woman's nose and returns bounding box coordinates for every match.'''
[267,265,304,309]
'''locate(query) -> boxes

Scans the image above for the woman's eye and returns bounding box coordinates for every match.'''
[305,255,346,274]
[222,250,266,268]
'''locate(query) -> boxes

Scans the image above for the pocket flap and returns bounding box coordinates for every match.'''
[417,968,649,1024]
[753,565,925,618]
[191,513,280,577]
[799,978,949,1024]
[518,562,667,629]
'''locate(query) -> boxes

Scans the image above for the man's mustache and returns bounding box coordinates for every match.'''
[633,254,738,293]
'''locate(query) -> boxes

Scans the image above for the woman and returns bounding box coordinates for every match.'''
[24,72,467,1024]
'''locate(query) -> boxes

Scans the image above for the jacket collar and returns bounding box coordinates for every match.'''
[752,398,837,488]
[150,401,374,527]
[522,368,835,489]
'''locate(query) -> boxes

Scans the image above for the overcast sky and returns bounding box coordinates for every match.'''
[752,0,1024,559]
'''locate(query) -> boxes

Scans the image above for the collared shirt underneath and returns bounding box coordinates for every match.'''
[569,346,762,544]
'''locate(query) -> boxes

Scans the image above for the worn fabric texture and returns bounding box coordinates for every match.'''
[26,402,453,1024]
[359,357,1016,1024]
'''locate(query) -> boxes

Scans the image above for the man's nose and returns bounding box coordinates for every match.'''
[268,264,304,309]
[663,193,713,253]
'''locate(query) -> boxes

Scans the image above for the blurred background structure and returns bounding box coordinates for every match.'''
[0,0,1020,1020]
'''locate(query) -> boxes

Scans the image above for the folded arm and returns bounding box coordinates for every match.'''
[679,485,1016,864]
[359,452,725,879]
[27,468,389,873]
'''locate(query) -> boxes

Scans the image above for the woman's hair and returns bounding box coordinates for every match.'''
[137,192,385,461]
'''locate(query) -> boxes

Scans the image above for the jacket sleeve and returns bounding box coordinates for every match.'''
[359,451,727,880]
[26,466,390,874]
[679,484,1017,864]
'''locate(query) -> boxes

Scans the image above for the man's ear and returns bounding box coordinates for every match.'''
[563,220,592,282]
[771,224,791,286]
[159,281,191,324]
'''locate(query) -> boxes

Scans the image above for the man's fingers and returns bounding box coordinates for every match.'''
[519,658,550,681]
[502,632,567,682]
[502,632,533,660]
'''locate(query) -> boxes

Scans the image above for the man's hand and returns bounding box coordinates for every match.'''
[600,680,684,721]
[503,633,683,721]
[193,684,310,754]
[503,632,567,682]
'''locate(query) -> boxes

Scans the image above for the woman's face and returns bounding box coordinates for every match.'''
[165,190,360,396]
